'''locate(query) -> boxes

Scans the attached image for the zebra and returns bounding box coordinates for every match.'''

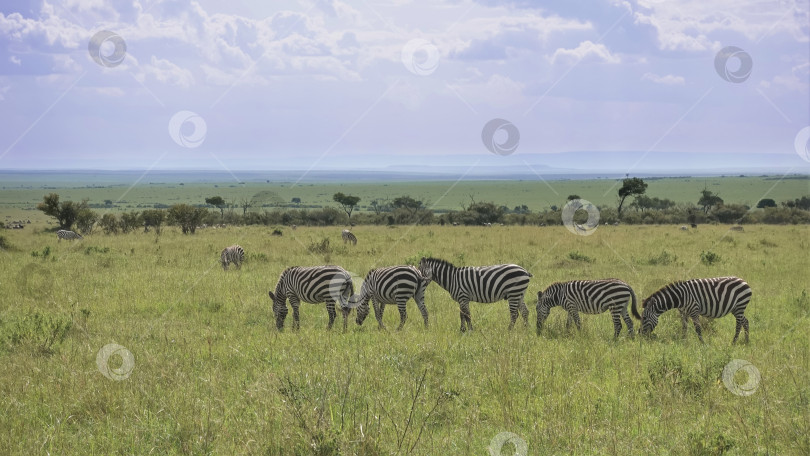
[633,276,752,343]
[342,229,357,245]
[352,265,430,330]
[536,279,636,339]
[57,230,83,241]
[220,245,245,270]
[268,266,355,331]
[418,257,532,332]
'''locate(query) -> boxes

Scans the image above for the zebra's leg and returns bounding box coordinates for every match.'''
[396,298,407,331]
[415,295,429,328]
[519,299,529,326]
[620,306,635,338]
[458,299,472,332]
[325,300,337,330]
[679,309,689,337]
[372,299,386,330]
[568,304,582,332]
[611,309,623,339]
[508,300,519,330]
[733,314,750,344]
[289,298,301,331]
[689,310,704,343]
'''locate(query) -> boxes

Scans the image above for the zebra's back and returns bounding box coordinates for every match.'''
[279,266,353,304]
[362,265,425,304]
[455,264,531,303]
[677,277,751,317]
[560,279,635,314]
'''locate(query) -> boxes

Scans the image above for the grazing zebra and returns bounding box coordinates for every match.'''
[269,266,355,330]
[536,279,636,339]
[634,276,752,343]
[418,257,531,332]
[342,229,357,245]
[691,223,698,228]
[730,225,744,232]
[680,225,688,231]
[220,245,245,270]
[352,265,430,330]
[57,229,83,241]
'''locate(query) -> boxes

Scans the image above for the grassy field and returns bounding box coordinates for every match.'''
[1,174,808,215]
[0,222,807,455]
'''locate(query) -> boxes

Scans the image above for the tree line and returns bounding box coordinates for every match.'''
[34,179,810,234]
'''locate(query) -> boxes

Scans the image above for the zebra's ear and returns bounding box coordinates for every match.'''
[268,290,275,300]
[536,291,543,300]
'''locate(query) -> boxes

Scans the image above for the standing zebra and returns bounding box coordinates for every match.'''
[269,266,355,331]
[342,229,357,245]
[220,245,245,270]
[536,279,636,339]
[634,276,752,343]
[418,257,531,332]
[57,230,83,241]
[352,265,430,330]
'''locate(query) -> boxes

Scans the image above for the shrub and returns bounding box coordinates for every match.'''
[0,312,72,355]
[568,251,595,263]
[700,251,721,266]
[647,250,677,266]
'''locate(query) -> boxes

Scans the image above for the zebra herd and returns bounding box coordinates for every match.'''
[230,248,752,343]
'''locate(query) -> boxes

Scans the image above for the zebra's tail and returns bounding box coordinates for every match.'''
[630,289,641,320]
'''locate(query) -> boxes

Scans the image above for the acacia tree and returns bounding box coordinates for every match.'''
[168,204,207,234]
[698,188,724,214]
[142,209,166,234]
[37,193,89,230]
[333,192,361,222]
[617,178,648,217]
[205,196,226,218]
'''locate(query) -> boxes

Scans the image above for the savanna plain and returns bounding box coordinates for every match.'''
[0,182,809,454]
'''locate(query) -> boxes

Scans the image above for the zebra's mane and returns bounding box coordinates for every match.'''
[421,257,457,269]
[642,280,684,308]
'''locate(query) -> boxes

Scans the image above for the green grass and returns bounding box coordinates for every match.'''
[0,224,808,454]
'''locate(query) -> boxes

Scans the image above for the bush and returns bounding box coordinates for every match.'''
[700,251,722,266]
[0,312,72,355]
[0,235,11,251]
[568,251,595,263]
[647,250,677,266]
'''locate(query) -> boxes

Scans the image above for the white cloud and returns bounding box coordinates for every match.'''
[136,56,195,88]
[10,55,21,65]
[759,62,809,93]
[641,72,684,85]
[446,73,525,108]
[549,41,620,65]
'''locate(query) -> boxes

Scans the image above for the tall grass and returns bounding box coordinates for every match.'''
[0,224,807,454]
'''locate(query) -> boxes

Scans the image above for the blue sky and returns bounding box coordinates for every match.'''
[0,0,808,171]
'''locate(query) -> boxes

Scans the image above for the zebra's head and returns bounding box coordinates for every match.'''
[352,281,371,325]
[639,295,660,337]
[417,257,433,281]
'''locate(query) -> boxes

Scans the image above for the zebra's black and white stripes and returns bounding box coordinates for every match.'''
[220,245,245,270]
[342,229,357,245]
[418,257,531,331]
[634,276,752,343]
[536,279,636,338]
[56,229,83,241]
[352,265,430,330]
[269,266,355,330]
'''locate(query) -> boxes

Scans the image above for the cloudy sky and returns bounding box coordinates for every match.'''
[0,0,808,172]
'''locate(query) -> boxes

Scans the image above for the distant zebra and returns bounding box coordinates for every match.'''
[730,225,744,232]
[342,229,357,245]
[680,225,688,231]
[269,266,355,330]
[352,265,430,330]
[57,230,83,241]
[536,279,636,338]
[220,245,245,270]
[634,276,752,343]
[418,257,532,332]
